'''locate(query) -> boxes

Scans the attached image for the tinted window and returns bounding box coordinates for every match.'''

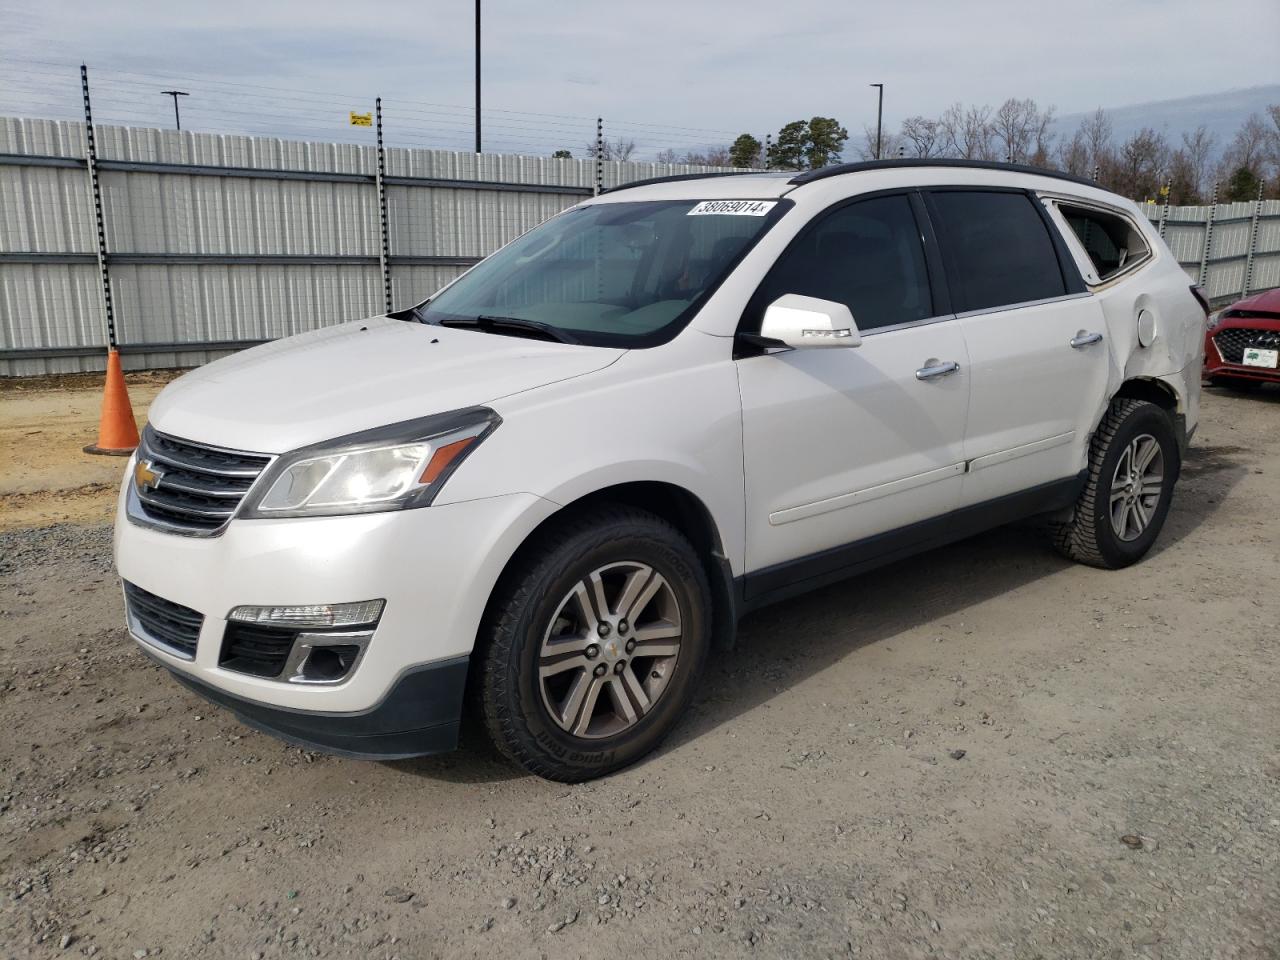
[1061,204,1148,281]
[754,194,932,331]
[929,191,1066,313]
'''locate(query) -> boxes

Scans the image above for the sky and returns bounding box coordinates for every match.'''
[2,0,1278,159]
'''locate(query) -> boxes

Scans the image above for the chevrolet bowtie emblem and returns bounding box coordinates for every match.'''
[134,458,164,492]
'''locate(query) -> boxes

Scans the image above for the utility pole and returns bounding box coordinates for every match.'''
[870,83,884,160]
[474,0,482,154]
[161,89,189,130]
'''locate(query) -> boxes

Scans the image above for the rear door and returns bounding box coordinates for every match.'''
[924,189,1111,505]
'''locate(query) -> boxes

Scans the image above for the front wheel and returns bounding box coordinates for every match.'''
[476,506,711,781]
[1052,399,1181,569]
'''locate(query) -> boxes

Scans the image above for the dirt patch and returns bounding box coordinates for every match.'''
[0,371,179,531]
[0,382,1277,959]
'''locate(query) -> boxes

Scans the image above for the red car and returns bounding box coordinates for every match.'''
[1204,286,1280,390]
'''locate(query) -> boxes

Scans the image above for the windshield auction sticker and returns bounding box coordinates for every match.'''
[687,200,778,216]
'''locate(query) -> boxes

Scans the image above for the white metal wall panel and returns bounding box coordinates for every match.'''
[3,116,1278,376]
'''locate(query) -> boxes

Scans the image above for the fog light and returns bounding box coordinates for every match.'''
[283,633,373,685]
[227,600,384,629]
[299,644,362,682]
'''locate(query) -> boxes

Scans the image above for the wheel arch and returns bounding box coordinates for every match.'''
[477,481,739,667]
[1109,376,1187,453]
[1112,376,1181,414]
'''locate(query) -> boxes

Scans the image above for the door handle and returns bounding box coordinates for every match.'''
[1070,331,1104,348]
[915,359,961,381]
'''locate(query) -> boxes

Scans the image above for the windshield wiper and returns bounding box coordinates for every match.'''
[438,315,581,345]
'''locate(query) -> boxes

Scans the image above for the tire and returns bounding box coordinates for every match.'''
[475,505,711,782]
[1051,399,1180,570]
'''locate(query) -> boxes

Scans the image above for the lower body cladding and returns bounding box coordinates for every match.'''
[113,478,560,759]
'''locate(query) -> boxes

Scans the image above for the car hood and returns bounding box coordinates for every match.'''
[1228,287,1280,316]
[146,316,624,453]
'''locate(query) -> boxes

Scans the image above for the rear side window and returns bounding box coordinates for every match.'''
[1059,203,1149,282]
[928,190,1066,313]
[752,194,932,331]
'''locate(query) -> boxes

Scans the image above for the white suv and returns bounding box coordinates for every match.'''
[114,160,1205,781]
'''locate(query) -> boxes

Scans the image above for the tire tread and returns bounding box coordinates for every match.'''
[1051,398,1161,569]
[475,504,707,782]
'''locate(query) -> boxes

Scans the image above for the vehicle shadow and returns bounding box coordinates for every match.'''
[394,439,1251,783]
[663,436,1252,756]
[1151,438,1252,556]
[1203,382,1280,405]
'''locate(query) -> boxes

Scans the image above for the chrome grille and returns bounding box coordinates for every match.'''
[1214,327,1280,365]
[124,581,203,659]
[133,427,271,535]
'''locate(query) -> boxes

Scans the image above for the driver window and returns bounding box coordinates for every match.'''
[755,194,933,332]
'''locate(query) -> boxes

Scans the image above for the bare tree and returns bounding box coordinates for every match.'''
[1220,113,1271,178]
[1079,108,1114,171]
[1029,104,1057,167]
[681,146,732,166]
[992,97,1038,163]
[585,137,637,162]
[899,115,944,158]
[1116,128,1169,200]
[1259,106,1280,171]
[655,148,681,165]
[940,103,995,160]
[854,124,901,160]
[1180,126,1217,198]
[1266,105,1280,179]
[1057,128,1090,176]
[1165,148,1201,204]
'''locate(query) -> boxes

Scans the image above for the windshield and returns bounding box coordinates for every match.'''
[416,198,790,347]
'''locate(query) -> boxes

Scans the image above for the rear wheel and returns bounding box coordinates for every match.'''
[1052,399,1180,569]
[476,506,710,781]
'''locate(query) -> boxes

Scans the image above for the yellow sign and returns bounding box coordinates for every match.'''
[349,112,373,127]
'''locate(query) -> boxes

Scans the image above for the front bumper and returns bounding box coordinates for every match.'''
[1204,327,1280,383]
[113,463,559,751]
[158,651,470,759]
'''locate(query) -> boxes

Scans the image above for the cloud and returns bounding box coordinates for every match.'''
[1,0,1277,159]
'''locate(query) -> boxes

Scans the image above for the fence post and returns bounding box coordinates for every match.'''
[1158,177,1171,240]
[374,97,392,315]
[81,64,116,348]
[1241,179,1265,298]
[1198,181,1219,290]
[594,117,603,196]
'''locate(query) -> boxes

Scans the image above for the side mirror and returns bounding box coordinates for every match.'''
[758,294,861,349]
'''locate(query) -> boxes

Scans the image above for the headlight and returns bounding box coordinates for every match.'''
[1206,310,1223,331]
[240,407,499,519]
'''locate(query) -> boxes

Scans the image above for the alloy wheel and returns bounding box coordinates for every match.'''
[537,561,682,739]
[1109,433,1164,542]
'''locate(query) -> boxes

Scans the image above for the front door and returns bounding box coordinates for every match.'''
[736,193,969,599]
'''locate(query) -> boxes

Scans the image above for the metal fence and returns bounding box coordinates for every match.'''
[0,114,739,376]
[3,116,1279,377]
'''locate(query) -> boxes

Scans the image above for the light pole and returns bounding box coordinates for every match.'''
[870,83,883,160]
[161,90,189,131]
[474,0,482,154]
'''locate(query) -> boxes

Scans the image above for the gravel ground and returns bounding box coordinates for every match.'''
[1,382,1278,959]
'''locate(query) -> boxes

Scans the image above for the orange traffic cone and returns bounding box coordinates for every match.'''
[83,349,140,456]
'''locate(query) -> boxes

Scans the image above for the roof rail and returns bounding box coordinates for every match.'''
[598,170,768,196]
[787,158,1098,189]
